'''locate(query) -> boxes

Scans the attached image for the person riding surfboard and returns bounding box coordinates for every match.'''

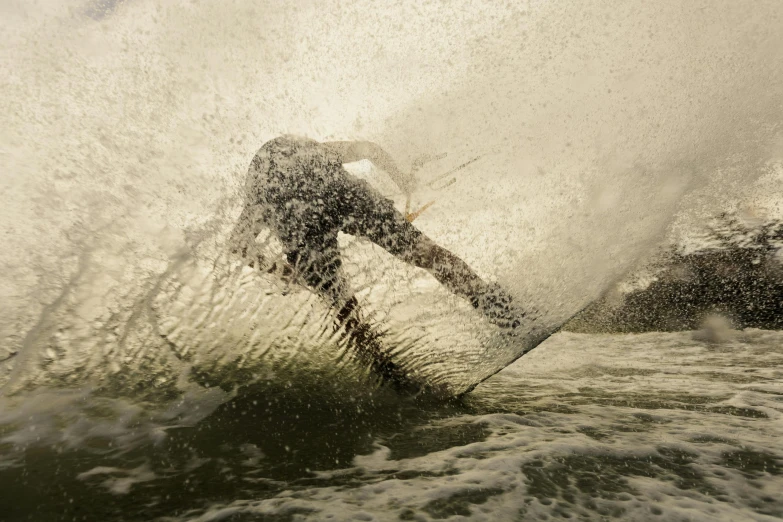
[229,135,523,390]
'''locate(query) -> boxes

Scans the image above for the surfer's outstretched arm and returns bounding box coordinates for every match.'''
[323,141,416,196]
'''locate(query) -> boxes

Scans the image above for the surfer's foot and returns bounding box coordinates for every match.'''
[470,284,524,331]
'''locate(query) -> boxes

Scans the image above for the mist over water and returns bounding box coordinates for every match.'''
[2,0,782,394]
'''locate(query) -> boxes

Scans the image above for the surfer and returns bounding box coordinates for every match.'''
[230,135,523,387]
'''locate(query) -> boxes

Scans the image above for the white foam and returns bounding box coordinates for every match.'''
[155,330,783,521]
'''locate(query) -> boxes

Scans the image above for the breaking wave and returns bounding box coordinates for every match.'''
[1,0,782,397]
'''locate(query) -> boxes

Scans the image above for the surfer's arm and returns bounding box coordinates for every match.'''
[228,205,260,258]
[229,205,294,279]
[323,141,416,196]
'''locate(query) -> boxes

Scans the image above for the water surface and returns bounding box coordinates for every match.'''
[2,330,780,521]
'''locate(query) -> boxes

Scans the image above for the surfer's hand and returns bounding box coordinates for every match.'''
[406,152,446,196]
[411,152,448,172]
[401,172,418,197]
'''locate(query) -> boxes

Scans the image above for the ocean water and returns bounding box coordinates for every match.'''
[2,0,783,520]
[1,329,781,521]
[3,0,783,392]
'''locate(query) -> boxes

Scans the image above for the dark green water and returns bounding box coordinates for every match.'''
[2,331,781,521]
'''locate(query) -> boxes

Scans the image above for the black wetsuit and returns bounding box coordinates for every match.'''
[234,135,522,390]
[245,135,424,304]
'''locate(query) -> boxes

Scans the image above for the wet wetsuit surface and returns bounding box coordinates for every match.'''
[245,135,422,302]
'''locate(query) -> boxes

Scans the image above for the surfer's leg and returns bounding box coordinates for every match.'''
[340,179,523,329]
[333,294,411,386]
[402,237,523,329]
[391,234,523,329]
[286,241,412,388]
[284,239,347,304]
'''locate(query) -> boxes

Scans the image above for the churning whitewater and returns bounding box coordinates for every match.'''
[1,0,782,520]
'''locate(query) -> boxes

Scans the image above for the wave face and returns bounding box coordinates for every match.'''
[1,0,782,395]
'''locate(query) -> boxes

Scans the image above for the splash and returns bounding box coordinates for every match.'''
[1,0,781,395]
